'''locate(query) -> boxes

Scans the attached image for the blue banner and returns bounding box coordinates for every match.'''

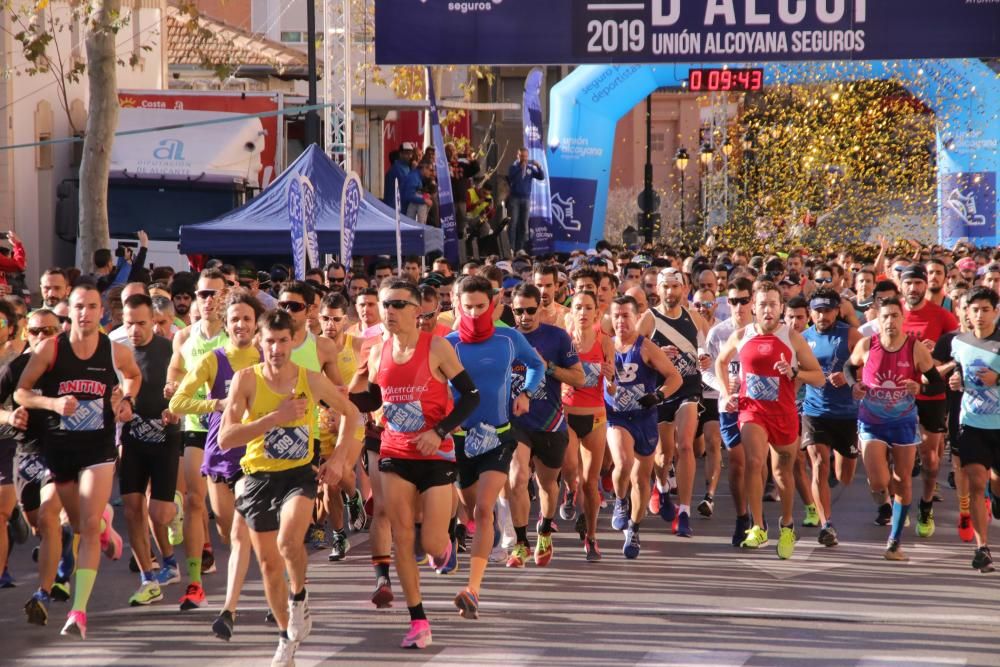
[341,172,362,271]
[377,1,1000,65]
[548,177,598,247]
[941,172,997,240]
[523,69,553,255]
[427,69,459,266]
[287,174,317,280]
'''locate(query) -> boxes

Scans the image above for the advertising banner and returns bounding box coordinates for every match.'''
[427,69,460,266]
[341,172,363,271]
[523,69,553,255]
[941,172,997,240]
[288,174,317,280]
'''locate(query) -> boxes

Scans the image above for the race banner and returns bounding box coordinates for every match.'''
[288,174,317,280]
[523,68,553,255]
[341,171,363,272]
[426,68,460,266]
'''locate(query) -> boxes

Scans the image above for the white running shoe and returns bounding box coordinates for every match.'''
[271,635,298,667]
[286,592,312,642]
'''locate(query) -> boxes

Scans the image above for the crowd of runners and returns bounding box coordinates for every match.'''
[1,239,999,666]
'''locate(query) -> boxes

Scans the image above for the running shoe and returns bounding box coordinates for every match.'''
[732,514,752,548]
[884,539,908,561]
[600,471,614,494]
[648,488,661,515]
[401,619,432,649]
[347,491,368,533]
[763,479,779,502]
[427,541,453,571]
[657,491,676,522]
[60,610,86,639]
[741,525,769,549]
[50,581,70,602]
[801,504,820,527]
[818,523,839,547]
[958,513,974,543]
[286,591,312,642]
[667,466,677,494]
[328,530,349,561]
[212,610,235,641]
[455,523,469,553]
[506,543,530,568]
[932,483,943,503]
[129,581,163,606]
[371,576,393,609]
[947,471,956,489]
[675,511,693,538]
[168,490,184,546]
[488,545,508,563]
[271,635,298,667]
[611,497,630,531]
[874,502,893,526]
[307,525,328,551]
[264,609,277,625]
[972,546,995,573]
[575,513,587,541]
[777,526,796,559]
[436,537,459,574]
[100,506,123,561]
[179,582,206,611]
[559,487,577,521]
[697,494,715,518]
[916,506,935,538]
[155,563,181,586]
[622,525,640,559]
[454,588,480,620]
[202,545,217,574]
[0,567,14,588]
[24,589,50,626]
[534,533,553,567]
[585,538,602,562]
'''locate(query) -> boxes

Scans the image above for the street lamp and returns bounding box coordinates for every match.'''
[700,142,714,165]
[742,131,755,152]
[675,147,689,233]
[722,139,733,158]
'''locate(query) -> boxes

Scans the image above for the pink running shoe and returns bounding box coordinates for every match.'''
[100,506,123,561]
[400,619,432,649]
[61,610,87,639]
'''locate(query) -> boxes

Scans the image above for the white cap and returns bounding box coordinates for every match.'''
[657,268,684,285]
[401,142,415,151]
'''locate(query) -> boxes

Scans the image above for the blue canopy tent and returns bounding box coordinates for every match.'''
[179,144,443,256]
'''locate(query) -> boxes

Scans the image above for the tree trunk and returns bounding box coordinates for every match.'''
[78,0,119,272]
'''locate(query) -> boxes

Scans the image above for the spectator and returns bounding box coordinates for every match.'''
[0,232,26,296]
[383,143,414,207]
[506,147,544,255]
[402,161,433,224]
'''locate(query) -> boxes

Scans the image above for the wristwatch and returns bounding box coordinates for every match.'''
[433,425,449,439]
[121,395,134,408]
[790,367,799,380]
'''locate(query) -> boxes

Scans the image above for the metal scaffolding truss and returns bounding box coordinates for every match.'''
[322,0,351,171]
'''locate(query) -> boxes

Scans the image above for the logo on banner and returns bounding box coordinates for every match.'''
[152,139,185,161]
[549,177,597,244]
[288,175,317,280]
[418,0,504,13]
[341,174,363,270]
[942,172,996,238]
[550,193,582,232]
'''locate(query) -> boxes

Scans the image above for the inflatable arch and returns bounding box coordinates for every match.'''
[545,60,1000,251]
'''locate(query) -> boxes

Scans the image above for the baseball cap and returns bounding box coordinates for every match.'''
[957,257,977,272]
[502,276,522,289]
[401,142,415,151]
[237,264,257,281]
[657,268,684,285]
[809,294,840,311]
[170,280,195,298]
[494,260,513,274]
[899,264,928,282]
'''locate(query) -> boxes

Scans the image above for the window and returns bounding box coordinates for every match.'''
[35,100,54,170]
[280,31,305,43]
[501,77,522,123]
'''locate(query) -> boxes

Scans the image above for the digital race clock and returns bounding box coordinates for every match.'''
[687,68,764,92]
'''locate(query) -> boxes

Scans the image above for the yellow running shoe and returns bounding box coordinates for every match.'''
[777,526,796,560]
[740,525,769,549]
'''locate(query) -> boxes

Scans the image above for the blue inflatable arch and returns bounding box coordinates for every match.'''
[546,60,1000,251]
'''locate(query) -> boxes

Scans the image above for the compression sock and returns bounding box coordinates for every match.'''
[292,588,306,602]
[468,556,487,595]
[538,517,554,536]
[71,568,97,613]
[186,557,202,586]
[514,525,529,546]
[372,555,391,581]
[959,494,971,514]
[890,501,910,543]
[408,602,427,622]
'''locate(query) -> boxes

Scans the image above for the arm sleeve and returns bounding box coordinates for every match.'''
[437,370,479,434]
[132,246,148,274]
[168,353,219,415]
[512,331,545,394]
[700,329,725,394]
[348,382,383,412]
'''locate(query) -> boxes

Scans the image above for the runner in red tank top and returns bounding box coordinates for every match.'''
[715,281,825,560]
[348,280,479,650]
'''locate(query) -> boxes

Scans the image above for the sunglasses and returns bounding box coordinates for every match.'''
[196,289,218,299]
[56,315,70,325]
[27,326,58,336]
[320,315,346,323]
[728,296,751,306]
[693,301,714,309]
[278,300,307,313]
[383,300,418,310]
[513,306,539,316]
[238,280,254,289]
[225,279,237,287]
[417,310,439,321]
[328,277,345,284]
[814,277,832,284]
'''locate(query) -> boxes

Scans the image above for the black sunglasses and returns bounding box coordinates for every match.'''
[417,310,439,321]
[728,296,751,306]
[27,326,58,336]
[196,289,218,299]
[320,315,345,323]
[56,315,70,324]
[513,306,539,316]
[383,300,418,310]
[278,300,307,313]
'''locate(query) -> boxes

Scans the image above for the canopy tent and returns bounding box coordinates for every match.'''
[179,144,443,256]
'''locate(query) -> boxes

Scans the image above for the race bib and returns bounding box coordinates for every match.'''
[463,423,501,458]
[263,425,310,461]
[129,415,167,444]
[384,401,426,433]
[745,374,780,402]
[60,398,105,432]
[582,362,603,388]
[17,453,47,485]
[613,384,646,412]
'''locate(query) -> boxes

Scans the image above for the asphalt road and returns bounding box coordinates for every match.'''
[3,455,998,667]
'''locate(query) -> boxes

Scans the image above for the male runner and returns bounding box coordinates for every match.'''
[166,268,230,609]
[118,295,181,606]
[16,283,142,638]
[507,284,584,568]
[846,296,937,561]
[446,276,545,616]
[947,286,1000,572]
[783,296,820,525]
[801,288,862,546]
[532,263,570,329]
[606,295,682,559]
[716,281,825,559]
[170,292,265,639]
[691,286,722,516]
[349,280,478,648]
[220,309,362,665]
[0,300,24,585]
